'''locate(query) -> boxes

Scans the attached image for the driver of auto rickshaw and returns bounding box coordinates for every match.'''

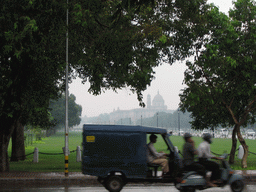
[147,134,170,177]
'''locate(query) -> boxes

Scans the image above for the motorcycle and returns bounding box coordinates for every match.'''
[175,154,244,192]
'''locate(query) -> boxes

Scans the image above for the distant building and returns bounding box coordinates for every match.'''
[109,91,173,124]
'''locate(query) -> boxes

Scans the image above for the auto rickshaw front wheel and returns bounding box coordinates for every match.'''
[104,175,124,192]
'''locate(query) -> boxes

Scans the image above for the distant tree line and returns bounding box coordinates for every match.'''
[47,94,82,136]
[81,110,192,128]
[137,110,192,129]
[81,110,256,131]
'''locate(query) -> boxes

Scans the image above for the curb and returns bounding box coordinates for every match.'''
[0,172,255,188]
[243,175,256,184]
[0,176,100,188]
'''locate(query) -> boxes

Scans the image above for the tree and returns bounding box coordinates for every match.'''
[0,0,67,171]
[49,94,82,132]
[179,0,256,168]
[0,0,212,172]
[10,121,26,162]
[69,0,212,103]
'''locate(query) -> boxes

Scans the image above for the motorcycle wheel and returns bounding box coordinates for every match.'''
[230,180,244,192]
[104,175,124,192]
[180,187,196,192]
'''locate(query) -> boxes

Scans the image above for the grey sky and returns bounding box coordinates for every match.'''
[69,0,234,117]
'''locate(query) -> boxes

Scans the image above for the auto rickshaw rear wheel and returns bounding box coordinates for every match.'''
[97,176,105,184]
[104,175,124,192]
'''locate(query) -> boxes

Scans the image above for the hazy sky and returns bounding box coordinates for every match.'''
[69,0,234,117]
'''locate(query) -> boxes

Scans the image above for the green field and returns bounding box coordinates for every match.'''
[8,132,256,172]
[8,132,83,172]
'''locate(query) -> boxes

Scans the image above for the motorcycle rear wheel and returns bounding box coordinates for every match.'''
[230,180,244,192]
[179,187,196,192]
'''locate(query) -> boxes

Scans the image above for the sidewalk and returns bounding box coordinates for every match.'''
[0,170,256,188]
[0,172,99,188]
[235,170,256,183]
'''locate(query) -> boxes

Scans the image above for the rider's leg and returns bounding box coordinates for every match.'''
[151,158,169,174]
[200,160,221,181]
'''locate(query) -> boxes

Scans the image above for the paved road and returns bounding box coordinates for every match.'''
[1,184,254,192]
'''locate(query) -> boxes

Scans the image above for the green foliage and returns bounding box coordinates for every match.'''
[0,0,67,129]
[180,0,256,130]
[0,0,222,171]
[49,94,82,129]
[0,0,215,130]
[69,0,212,105]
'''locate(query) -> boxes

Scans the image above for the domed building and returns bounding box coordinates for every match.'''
[148,91,167,110]
[109,91,171,124]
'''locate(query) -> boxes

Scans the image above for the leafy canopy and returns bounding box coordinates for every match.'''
[49,94,82,129]
[179,0,256,130]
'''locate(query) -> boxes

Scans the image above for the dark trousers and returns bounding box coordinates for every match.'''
[184,162,206,178]
[199,158,221,181]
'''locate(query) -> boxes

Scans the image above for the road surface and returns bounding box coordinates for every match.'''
[1,184,254,192]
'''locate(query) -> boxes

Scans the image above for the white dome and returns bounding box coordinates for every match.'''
[152,92,164,107]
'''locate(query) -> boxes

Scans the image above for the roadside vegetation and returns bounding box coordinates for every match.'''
[2,0,256,172]
[8,132,256,172]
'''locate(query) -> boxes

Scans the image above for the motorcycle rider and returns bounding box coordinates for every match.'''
[197,133,223,184]
[182,133,216,187]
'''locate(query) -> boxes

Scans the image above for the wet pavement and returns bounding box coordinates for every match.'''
[1,185,256,192]
[235,170,256,184]
[0,172,98,188]
[0,170,255,188]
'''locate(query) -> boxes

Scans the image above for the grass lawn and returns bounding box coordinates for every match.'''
[157,135,256,170]
[8,132,83,172]
[8,132,256,172]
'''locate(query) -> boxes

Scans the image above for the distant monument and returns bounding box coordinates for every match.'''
[109,91,172,124]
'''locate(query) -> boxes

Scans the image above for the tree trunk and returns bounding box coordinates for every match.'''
[10,121,26,161]
[46,128,56,137]
[0,134,10,172]
[0,119,16,172]
[46,128,52,137]
[229,124,238,164]
[237,126,248,168]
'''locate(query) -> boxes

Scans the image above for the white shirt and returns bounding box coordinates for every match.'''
[147,142,165,162]
[197,141,214,159]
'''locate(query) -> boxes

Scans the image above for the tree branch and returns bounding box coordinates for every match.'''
[222,99,239,125]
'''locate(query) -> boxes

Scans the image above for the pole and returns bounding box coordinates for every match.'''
[178,109,180,136]
[65,0,69,177]
[157,113,158,127]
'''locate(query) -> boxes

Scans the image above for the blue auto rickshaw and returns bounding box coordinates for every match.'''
[82,124,244,192]
[82,124,180,192]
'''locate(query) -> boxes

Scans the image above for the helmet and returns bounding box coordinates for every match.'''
[184,133,192,141]
[203,133,212,144]
[184,132,192,139]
